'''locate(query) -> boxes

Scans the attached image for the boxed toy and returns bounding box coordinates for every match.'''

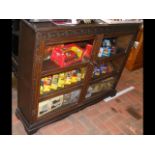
[63,93,71,105]
[70,89,81,103]
[50,43,93,67]
[98,39,112,58]
[50,95,63,111]
[38,99,51,117]
[58,73,65,88]
[51,44,83,67]
[65,71,72,85]
[51,74,59,90]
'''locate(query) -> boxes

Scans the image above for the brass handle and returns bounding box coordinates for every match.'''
[133,41,139,49]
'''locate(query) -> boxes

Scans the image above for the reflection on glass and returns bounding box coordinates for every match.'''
[97,35,133,58]
[86,77,115,98]
[38,89,81,117]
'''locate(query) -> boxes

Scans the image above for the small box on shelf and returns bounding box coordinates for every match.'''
[47,43,93,68]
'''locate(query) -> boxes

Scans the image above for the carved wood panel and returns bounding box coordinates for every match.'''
[36,25,138,46]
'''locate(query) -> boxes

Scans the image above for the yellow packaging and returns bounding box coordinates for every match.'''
[43,85,51,92]
[42,76,52,93]
[65,71,72,85]
[58,73,65,88]
[51,74,59,90]
[40,86,44,95]
[77,71,82,82]
[70,46,83,58]
[71,76,78,83]
[71,70,78,83]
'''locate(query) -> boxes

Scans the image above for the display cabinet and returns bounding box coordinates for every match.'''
[15,20,140,134]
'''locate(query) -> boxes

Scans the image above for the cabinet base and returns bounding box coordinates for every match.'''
[15,109,39,134]
[15,89,117,135]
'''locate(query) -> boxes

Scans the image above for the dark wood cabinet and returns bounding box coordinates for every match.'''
[15,20,140,134]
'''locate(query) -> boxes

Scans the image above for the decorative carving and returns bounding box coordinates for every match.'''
[35,25,138,45]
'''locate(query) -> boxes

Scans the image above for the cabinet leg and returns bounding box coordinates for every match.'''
[26,129,39,135]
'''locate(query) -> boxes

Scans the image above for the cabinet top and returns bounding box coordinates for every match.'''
[22,20,141,32]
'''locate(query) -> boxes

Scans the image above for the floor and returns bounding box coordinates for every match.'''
[12,68,143,135]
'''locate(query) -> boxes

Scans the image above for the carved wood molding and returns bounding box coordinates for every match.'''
[31,41,45,120]
[36,25,138,45]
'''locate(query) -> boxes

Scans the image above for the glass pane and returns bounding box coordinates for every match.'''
[86,77,116,98]
[111,56,126,72]
[92,55,125,79]
[40,67,86,95]
[97,35,133,58]
[38,89,81,117]
[63,89,81,105]
[92,62,114,78]
[43,40,94,69]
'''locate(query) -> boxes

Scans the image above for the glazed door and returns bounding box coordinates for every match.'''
[34,34,97,120]
[80,33,135,102]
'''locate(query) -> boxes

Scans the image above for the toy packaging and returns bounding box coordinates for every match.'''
[38,99,51,117]
[102,47,111,57]
[100,64,108,74]
[98,39,113,58]
[77,71,82,82]
[49,43,92,67]
[70,89,81,103]
[51,74,59,90]
[51,44,84,67]
[103,39,111,47]
[94,66,100,76]
[50,95,63,111]
[65,71,72,85]
[63,93,71,105]
[40,68,85,95]
[93,63,114,77]
[58,73,65,88]
[43,76,52,93]
[71,70,78,83]
[83,44,93,59]
[98,47,103,57]
[40,79,44,95]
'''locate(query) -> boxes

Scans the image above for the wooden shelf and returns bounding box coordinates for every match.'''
[90,71,117,84]
[39,81,83,102]
[42,59,89,77]
[85,88,113,102]
[96,52,126,63]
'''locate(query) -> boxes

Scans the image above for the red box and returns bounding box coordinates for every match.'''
[51,44,84,67]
